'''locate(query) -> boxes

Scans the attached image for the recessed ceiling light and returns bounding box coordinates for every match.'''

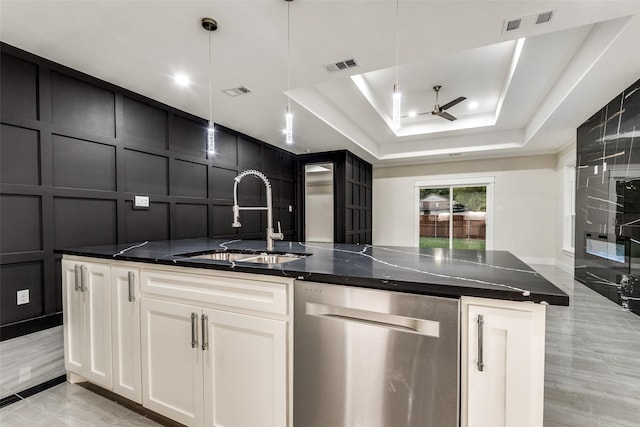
[408,111,417,118]
[468,101,479,110]
[173,73,191,87]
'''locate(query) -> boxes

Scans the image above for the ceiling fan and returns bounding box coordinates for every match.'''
[404,85,467,121]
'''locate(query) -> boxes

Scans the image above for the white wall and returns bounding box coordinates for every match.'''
[305,181,334,242]
[373,154,559,265]
[305,165,334,242]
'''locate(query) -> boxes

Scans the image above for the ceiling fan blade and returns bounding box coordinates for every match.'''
[440,96,466,111]
[432,110,457,121]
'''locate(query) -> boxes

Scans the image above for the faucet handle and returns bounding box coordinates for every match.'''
[272,221,284,241]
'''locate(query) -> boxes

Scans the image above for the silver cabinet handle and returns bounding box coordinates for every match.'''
[80,265,88,292]
[477,314,484,372]
[74,265,81,291]
[191,313,198,349]
[127,271,135,302]
[201,314,209,351]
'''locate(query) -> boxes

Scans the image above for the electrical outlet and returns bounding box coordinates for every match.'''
[17,289,29,305]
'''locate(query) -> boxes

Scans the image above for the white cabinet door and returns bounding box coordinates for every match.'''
[111,267,141,403]
[82,262,113,389]
[141,298,204,427]
[462,298,545,427]
[61,260,112,389]
[203,309,287,427]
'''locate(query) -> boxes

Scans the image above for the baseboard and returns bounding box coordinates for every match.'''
[554,259,575,275]
[0,313,63,341]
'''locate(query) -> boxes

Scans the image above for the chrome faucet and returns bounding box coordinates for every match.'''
[232,169,284,251]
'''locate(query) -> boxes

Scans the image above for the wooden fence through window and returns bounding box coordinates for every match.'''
[420,214,486,239]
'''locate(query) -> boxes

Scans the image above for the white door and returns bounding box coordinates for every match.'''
[465,304,545,427]
[141,298,204,427]
[82,262,112,389]
[111,267,141,403]
[203,309,287,427]
[62,260,84,374]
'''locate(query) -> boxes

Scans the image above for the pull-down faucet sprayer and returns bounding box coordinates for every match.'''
[232,169,284,251]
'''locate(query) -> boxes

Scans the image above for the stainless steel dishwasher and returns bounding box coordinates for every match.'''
[294,282,459,427]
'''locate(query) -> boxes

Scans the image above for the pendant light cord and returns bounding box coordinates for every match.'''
[208,30,213,125]
[395,0,399,84]
[287,0,291,110]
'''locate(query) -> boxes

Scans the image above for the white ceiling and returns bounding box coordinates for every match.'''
[1,0,639,166]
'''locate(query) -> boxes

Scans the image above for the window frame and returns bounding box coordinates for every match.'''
[414,175,495,250]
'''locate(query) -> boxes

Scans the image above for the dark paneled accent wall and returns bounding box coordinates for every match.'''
[344,152,373,244]
[575,78,640,316]
[0,43,297,339]
[298,150,372,244]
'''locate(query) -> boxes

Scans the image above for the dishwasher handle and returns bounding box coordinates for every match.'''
[306,302,440,338]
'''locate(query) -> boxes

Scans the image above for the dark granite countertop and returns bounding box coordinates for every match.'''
[57,238,569,305]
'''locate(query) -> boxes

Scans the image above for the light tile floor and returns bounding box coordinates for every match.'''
[0,381,163,426]
[1,266,639,426]
[536,265,640,427]
[0,326,65,400]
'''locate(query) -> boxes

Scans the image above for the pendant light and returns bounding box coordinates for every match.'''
[285,0,294,144]
[391,0,401,130]
[202,17,217,155]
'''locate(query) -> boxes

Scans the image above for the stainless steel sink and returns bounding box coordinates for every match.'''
[187,251,307,264]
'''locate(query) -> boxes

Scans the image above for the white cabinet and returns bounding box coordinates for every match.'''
[204,309,287,427]
[461,297,546,427]
[111,267,141,403]
[140,268,291,427]
[141,298,204,427]
[61,259,112,389]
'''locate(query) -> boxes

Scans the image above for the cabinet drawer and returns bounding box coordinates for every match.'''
[140,270,288,315]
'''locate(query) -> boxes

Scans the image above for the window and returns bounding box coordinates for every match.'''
[562,157,576,254]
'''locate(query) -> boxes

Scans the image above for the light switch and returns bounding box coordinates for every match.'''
[134,195,150,209]
[289,205,293,212]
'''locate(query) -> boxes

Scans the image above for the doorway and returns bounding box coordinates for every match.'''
[304,163,334,242]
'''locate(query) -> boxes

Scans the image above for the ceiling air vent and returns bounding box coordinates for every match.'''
[324,58,359,73]
[505,18,521,32]
[222,86,252,97]
[503,10,553,33]
[536,11,553,24]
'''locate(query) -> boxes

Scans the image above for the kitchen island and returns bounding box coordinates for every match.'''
[59,237,569,305]
[58,238,568,427]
